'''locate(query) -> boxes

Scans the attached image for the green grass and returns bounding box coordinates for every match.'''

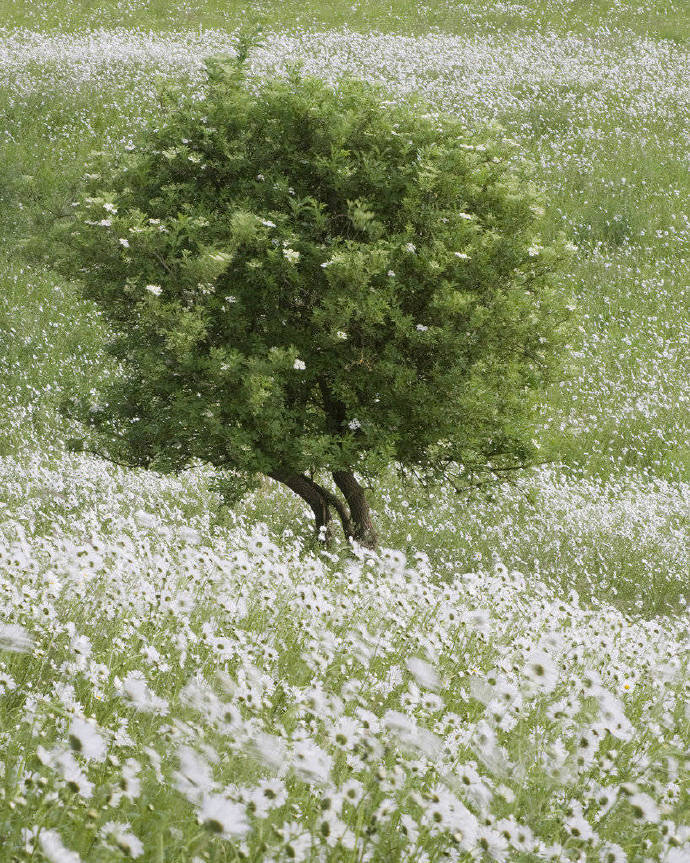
[1,0,689,41]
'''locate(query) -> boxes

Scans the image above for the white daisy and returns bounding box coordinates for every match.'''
[119,671,168,714]
[67,717,106,762]
[0,624,34,653]
[341,778,365,806]
[292,739,332,785]
[101,823,144,858]
[477,826,509,862]
[198,794,249,839]
[628,792,660,823]
[522,649,559,692]
[38,829,81,863]
[406,656,442,691]
[599,843,628,863]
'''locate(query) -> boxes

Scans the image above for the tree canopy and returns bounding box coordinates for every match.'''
[57,49,574,548]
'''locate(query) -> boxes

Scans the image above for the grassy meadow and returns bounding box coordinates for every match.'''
[0,1,688,861]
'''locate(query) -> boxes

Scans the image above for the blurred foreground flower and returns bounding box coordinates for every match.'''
[0,623,34,653]
[38,829,81,863]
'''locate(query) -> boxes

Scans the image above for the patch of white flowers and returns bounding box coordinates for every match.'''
[0,451,688,861]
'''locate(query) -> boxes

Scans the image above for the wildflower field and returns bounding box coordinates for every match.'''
[0,1,688,861]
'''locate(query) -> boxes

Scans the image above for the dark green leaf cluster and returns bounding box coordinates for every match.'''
[56,59,574,487]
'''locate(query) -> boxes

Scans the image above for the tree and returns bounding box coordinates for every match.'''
[56,45,574,550]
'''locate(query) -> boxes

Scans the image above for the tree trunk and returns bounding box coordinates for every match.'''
[332,470,378,549]
[303,475,356,543]
[268,469,334,543]
[316,379,377,548]
[269,469,375,549]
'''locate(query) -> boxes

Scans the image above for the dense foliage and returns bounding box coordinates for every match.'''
[57,50,573,545]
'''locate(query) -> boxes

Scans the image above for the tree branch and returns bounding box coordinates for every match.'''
[151,250,173,275]
[445,458,557,494]
[79,447,140,471]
